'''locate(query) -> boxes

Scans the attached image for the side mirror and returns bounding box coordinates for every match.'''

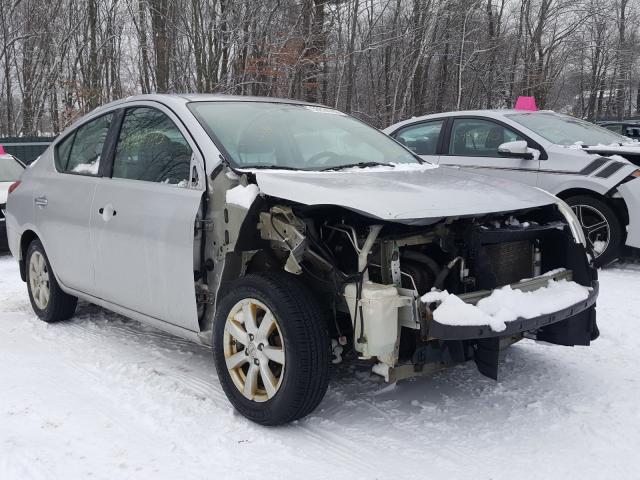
[497,140,534,160]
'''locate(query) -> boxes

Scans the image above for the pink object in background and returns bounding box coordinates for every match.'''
[514,96,538,111]
[0,144,5,155]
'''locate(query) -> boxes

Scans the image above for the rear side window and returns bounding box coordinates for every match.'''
[112,107,192,185]
[55,113,113,175]
[393,120,444,155]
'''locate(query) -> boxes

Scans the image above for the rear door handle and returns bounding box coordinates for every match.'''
[34,196,48,207]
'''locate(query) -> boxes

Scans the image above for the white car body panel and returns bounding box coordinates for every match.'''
[618,178,640,248]
[384,110,640,248]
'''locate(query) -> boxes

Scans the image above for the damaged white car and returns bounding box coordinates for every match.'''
[5,95,599,425]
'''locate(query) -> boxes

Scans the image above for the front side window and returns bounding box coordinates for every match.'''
[113,107,192,185]
[56,113,113,175]
[188,102,419,170]
[0,155,24,182]
[449,118,524,157]
[507,112,629,146]
[393,120,444,155]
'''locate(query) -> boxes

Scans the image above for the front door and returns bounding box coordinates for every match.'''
[437,117,540,187]
[89,106,204,331]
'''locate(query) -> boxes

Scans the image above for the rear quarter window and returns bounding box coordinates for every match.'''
[55,113,113,176]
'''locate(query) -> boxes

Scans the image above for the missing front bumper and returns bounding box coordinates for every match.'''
[428,274,599,342]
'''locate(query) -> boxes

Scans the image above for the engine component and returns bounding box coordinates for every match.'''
[343,282,412,362]
[258,206,307,274]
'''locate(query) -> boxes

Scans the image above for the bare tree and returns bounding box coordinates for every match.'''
[0,0,638,136]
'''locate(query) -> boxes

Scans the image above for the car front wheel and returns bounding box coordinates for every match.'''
[212,272,330,425]
[26,239,78,322]
[565,195,622,267]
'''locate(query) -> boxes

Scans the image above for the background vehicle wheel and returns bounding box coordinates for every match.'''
[212,272,330,426]
[565,195,622,267]
[26,239,77,322]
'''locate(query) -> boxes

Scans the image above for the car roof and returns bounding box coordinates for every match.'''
[384,109,558,132]
[94,93,319,113]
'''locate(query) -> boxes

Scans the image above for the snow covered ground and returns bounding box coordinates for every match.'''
[1,253,639,480]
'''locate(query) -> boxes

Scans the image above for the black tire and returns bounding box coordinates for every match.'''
[565,195,623,267]
[25,239,77,322]
[212,272,330,425]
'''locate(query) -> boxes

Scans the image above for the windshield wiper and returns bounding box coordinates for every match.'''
[320,161,395,171]
[237,164,303,171]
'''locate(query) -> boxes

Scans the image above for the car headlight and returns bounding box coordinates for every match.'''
[556,199,587,247]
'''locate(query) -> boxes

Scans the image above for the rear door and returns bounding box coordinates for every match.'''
[35,112,113,292]
[89,104,205,331]
[438,117,540,187]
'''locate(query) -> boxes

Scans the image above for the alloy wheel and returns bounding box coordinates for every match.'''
[571,204,610,257]
[29,251,51,310]
[223,298,286,402]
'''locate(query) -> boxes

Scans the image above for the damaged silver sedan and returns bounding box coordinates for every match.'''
[5,95,599,425]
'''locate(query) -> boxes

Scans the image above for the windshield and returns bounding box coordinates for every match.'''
[506,112,630,146]
[0,155,24,182]
[188,101,419,170]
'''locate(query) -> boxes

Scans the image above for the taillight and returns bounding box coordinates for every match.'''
[8,181,21,194]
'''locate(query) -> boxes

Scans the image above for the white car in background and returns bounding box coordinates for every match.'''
[0,152,26,250]
[384,110,640,265]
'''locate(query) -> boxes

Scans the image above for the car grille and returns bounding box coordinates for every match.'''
[481,240,534,287]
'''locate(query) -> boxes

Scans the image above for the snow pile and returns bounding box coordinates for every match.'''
[593,240,607,255]
[72,161,99,174]
[1,253,640,479]
[161,178,189,187]
[226,183,259,208]
[567,141,640,150]
[527,147,541,160]
[504,216,530,228]
[422,279,590,332]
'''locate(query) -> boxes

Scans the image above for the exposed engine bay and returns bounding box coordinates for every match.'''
[197,169,599,383]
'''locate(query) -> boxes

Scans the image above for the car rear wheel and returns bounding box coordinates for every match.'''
[565,195,622,267]
[26,239,77,322]
[212,272,330,425]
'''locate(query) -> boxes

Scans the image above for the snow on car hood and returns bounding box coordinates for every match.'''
[251,165,557,224]
[566,141,640,154]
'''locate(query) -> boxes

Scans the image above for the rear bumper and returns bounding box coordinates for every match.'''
[428,279,599,341]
